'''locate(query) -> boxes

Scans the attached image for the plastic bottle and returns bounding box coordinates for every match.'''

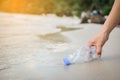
[63,46,97,66]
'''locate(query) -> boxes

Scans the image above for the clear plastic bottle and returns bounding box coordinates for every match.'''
[63,46,97,66]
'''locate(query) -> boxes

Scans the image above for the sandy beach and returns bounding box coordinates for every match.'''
[0,12,120,80]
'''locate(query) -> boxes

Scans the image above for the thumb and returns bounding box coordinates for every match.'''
[88,41,94,47]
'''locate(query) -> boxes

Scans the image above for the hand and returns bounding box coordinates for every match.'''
[88,31,109,57]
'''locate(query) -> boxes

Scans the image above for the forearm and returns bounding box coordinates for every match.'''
[100,0,120,35]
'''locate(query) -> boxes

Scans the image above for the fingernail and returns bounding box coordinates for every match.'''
[97,55,101,58]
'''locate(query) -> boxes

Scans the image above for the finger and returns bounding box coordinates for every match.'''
[88,41,94,47]
[96,45,102,57]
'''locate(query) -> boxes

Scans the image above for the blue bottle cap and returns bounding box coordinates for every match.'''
[63,57,71,66]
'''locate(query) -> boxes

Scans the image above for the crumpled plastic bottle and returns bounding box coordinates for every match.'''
[63,46,97,66]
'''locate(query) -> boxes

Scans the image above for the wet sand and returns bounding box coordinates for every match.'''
[0,12,120,80]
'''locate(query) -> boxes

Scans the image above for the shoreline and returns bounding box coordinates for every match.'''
[0,12,120,80]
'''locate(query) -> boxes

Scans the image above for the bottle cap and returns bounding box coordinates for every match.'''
[63,57,71,66]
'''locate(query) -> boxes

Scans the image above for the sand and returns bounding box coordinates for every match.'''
[0,12,120,80]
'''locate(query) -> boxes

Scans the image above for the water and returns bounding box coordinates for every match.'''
[0,12,80,71]
[1,12,120,80]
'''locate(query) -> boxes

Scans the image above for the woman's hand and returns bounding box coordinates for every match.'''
[88,0,120,57]
[88,31,109,57]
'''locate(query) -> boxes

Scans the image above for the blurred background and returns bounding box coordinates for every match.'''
[0,0,114,16]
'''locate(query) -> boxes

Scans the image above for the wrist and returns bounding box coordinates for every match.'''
[100,25,112,36]
[99,27,110,37]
